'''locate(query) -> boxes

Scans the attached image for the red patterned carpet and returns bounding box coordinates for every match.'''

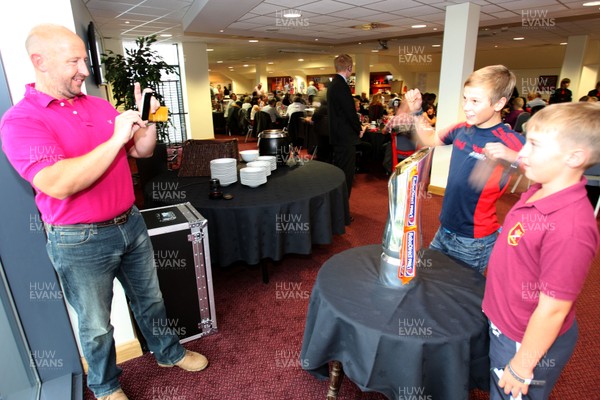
[95,137,599,400]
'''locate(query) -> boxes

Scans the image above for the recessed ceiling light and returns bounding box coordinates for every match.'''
[249,39,259,43]
[583,1,600,6]
[283,10,302,18]
[433,28,438,31]
[560,42,568,45]
[219,30,224,33]
[208,69,211,72]
[432,44,441,48]
[298,58,304,61]
[217,60,223,63]
[411,24,427,29]
[513,37,525,40]
[268,61,274,64]
[371,49,379,53]
[125,21,130,24]
[243,64,249,67]
[206,48,214,52]
[160,34,172,38]
[315,38,319,41]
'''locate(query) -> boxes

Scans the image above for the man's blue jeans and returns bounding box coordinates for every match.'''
[430,226,498,274]
[45,206,185,398]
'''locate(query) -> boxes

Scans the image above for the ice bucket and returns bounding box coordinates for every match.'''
[258,129,290,166]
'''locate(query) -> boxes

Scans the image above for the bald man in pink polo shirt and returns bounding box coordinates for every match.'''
[1,24,207,400]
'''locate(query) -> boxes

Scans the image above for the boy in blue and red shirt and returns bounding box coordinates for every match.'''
[482,102,600,400]
[406,65,525,273]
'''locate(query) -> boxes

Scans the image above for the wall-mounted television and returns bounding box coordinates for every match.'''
[87,21,105,86]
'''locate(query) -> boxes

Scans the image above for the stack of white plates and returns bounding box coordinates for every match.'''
[240,167,267,188]
[210,158,237,186]
[257,155,277,171]
[247,160,272,176]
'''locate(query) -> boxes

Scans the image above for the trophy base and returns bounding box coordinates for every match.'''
[378,252,414,289]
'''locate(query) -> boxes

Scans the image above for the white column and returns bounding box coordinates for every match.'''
[429,2,480,195]
[354,53,370,97]
[181,42,215,139]
[255,62,268,92]
[560,35,588,99]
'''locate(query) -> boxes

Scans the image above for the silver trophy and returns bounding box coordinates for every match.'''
[379,147,432,287]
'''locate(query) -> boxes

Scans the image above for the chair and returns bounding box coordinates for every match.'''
[255,111,273,137]
[226,107,243,136]
[244,107,254,143]
[391,127,416,166]
[513,112,530,133]
[584,164,600,217]
[287,111,305,147]
[177,138,239,177]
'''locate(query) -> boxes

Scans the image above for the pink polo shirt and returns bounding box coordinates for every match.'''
[482,179,599,342]
[1,84,135,225]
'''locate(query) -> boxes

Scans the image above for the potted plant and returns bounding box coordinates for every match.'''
[102,35,176,143]
[102,35,177,193]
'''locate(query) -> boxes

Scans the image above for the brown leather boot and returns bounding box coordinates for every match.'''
[158,350,209,372]
[97,388,128,400]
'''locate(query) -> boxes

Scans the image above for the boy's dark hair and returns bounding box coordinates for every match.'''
[464,65,516,104]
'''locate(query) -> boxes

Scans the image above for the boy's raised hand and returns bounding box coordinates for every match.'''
[404,89,423,114]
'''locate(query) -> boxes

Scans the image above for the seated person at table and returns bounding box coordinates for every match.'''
[368,93,386,122]
[525,92,546,110]
[423,104,437,127]
[261,98,283,125]
[405,65,525,274]
[382,94,414,135]
[482,102,600,400]
[285,95,306,117]
[503,97,524,129]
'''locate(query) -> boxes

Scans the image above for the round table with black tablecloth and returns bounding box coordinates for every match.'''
[361,128,390,162]
[300,245,490,400]
[144,161,349,268]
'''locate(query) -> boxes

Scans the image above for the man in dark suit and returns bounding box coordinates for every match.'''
[327,54,364,198]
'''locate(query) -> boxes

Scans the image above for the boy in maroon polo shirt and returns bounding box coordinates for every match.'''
[482,102,600,399]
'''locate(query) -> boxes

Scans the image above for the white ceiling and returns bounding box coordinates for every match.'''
[86,0,600,73]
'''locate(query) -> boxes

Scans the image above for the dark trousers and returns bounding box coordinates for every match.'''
[489,320,578,400]
[332,145,355,198]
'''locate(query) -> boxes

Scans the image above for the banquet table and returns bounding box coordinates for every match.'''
[144,161,349,274]
[361,127,390,162]
[300,245,490,399]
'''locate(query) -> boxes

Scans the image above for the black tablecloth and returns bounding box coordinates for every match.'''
[212,112,226,135]
[300,245,489,399]
[144,161,349,266]
[297,119,318,153]
[362,129,390,161]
